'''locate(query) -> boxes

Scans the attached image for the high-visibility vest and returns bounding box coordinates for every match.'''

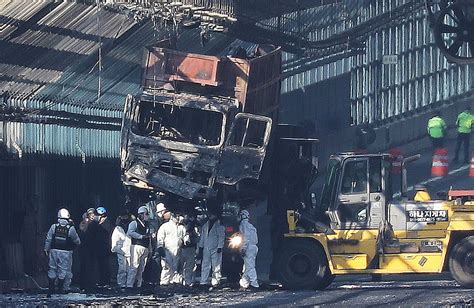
[456,111,473,134]
[427,116,446,138]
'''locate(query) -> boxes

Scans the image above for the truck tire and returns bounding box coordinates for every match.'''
[277,240,330,290]
[223,258,243,283]
[225,266,241,283]
[449,236,474,288]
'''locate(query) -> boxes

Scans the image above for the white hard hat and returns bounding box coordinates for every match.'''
[137,206,148,215]
[58,208,70,219]
[156,202,166,213]
[240,209,250,220]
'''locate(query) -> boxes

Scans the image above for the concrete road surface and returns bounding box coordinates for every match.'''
[1,275,473,307]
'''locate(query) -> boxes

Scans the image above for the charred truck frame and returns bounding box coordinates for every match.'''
[121,43,282,206]
[120,42,290,280]
[120,42,319,280]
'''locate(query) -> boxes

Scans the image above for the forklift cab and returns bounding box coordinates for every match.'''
[322,154,393,231]
[279,152,474,290]
[319,153,423,272]
[322,154,441,272]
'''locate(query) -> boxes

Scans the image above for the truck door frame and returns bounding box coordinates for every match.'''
[216,113,272,185]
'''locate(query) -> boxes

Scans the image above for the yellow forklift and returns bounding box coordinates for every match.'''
[276,153,474,289]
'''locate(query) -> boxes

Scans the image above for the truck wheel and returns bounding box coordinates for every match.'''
[449,236,474,288]
[223,258,243,283]
[277,240,330,290]
[226,267,241,283]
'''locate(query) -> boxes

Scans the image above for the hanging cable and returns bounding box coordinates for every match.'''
[97,0,102,102]
[27,5,127,116]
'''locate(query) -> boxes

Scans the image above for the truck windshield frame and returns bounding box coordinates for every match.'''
[132,101,225,147]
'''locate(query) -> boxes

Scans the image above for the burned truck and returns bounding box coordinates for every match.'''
[120,43,282,208]
[120,43,319,280]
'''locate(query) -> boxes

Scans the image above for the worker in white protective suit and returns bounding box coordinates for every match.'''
[156,211,183,285]
[111,214,132,288]
[238,209,259,289]
[44,208,81,297]
[198,213,225,287]
[156,202,167,220]
[126,206,151,289]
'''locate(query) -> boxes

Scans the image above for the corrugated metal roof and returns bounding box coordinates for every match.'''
[0,1,136,103]
[0,1,234,158]
[0,1,50,40]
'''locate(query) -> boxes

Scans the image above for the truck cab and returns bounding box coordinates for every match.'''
[121,43,281,204]
[277,153,474,290]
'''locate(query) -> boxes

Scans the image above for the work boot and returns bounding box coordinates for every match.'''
[249,285,259,291]
[47,278,55,298]
[57,279,65,294]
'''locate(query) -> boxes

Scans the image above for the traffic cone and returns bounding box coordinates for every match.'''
[388,147,403,175]
[470,152,474,177]
[431,148,449,176]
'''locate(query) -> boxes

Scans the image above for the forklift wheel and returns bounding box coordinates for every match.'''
[449,236,474,288]
[277,240,330,290]
[317,268,335,290]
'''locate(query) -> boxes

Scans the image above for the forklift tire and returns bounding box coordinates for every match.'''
[317,268,335,290]
[449,236,474,288]
[277,240,330,290]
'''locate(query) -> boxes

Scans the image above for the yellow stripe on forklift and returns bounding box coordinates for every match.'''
[331,253,443,274]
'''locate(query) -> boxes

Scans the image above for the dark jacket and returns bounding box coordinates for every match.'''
[96,217,114,255]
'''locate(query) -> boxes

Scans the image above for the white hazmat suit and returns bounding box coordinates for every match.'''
[239,214,259,289]
[44,218,81,285]
[126,216,150,288]
[157,216,183,285]
[199,219,225,287]
[111,225,131,287]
